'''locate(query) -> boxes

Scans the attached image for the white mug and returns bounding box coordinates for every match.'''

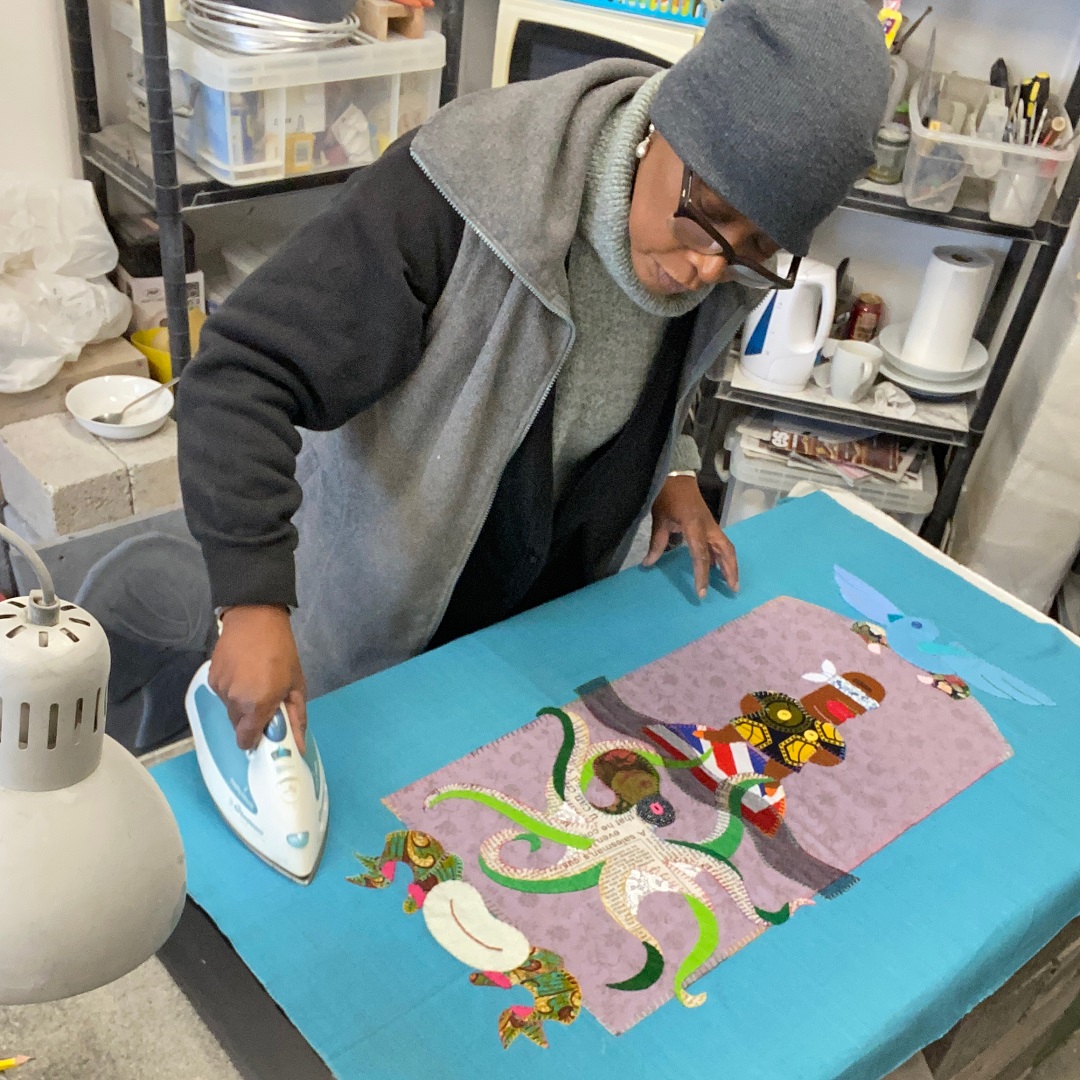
[830,341,882,403]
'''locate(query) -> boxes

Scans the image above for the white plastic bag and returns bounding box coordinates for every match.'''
[0,174,119,278]
[0,173,129,393]
[0,289,71,393]
[0,271,131,393]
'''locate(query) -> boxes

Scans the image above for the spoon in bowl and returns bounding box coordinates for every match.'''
[92,377,180,425]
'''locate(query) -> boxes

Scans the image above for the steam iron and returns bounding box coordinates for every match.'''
[184,662,329,884]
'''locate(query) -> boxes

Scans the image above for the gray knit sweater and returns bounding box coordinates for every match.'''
[552,74,711,498]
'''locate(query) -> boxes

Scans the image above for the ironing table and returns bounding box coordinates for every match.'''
[151,491,1080,1080]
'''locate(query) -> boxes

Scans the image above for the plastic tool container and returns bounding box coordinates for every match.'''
[719,442,938,533]
[903,73,1076,225]
[114,1,444,185]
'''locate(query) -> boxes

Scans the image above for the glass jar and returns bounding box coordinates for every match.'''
[868,123,911,185]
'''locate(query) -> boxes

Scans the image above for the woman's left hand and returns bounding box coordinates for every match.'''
[643,474,739,598]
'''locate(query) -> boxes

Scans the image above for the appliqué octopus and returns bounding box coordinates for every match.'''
[426,707,810,1009]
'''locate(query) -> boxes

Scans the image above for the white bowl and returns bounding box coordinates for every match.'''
[65,375,173,441]
[878,322,989,384]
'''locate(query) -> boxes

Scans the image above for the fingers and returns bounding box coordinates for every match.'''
[209,606,305,752]
[643,519,672,568]
[686,530,712,600]
[231,697,282,751]
[208,666,288,751]
[708,527,740,592]
[284,688,308,756]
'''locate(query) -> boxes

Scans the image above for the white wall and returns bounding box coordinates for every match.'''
[0,0,81,178]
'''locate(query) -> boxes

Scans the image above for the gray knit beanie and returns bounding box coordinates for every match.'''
[651,0,890,255]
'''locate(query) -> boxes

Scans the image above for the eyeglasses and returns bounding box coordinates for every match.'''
[671,165,801,290]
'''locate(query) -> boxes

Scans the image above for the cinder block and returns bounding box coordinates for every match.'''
[103,420,180,515]
[0,413,132,539]
[0,339,149,429]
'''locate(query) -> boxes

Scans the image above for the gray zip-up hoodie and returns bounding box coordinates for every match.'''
[179,60,749,698]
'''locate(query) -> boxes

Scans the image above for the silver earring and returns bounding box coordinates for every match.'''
[635,123,655,160]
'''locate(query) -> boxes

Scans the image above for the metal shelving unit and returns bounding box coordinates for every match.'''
[62,0,465,375]
[85,123,373,209]
[716,73,1080,547]
[63,0,1080,548]
[714,356,973,447]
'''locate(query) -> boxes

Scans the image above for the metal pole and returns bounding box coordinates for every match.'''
[63,0,101,137]
[63,0,110,209]
[920,54,1080,548]
[139,0,192,378]
[439,0,465,105]
[973,240,1025,347]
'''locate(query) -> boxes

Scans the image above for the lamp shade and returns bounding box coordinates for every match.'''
[0,525,186,1004]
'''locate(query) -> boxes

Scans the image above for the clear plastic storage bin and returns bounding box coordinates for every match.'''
[719,442,937,533]
[115,0,444,185]
[903,74,1076,225]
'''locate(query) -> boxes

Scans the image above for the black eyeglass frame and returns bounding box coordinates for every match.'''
[673,165,802,290]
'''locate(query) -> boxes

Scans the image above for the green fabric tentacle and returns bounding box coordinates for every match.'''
[538,707,576,800]
[674,894,721,1005]
[428,789,593,850]
[606,942,664,991]
[478,853,604,894]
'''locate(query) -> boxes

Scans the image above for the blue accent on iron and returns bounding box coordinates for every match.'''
[303,736,322,801]
[265,711,288,742]
[194,684,257,815]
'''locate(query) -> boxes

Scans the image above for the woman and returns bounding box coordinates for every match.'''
[177,0,889,749]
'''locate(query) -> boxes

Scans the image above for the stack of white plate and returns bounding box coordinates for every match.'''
[877,322,991,401]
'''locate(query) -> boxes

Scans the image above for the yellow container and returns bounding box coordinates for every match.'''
[130,310,205,382]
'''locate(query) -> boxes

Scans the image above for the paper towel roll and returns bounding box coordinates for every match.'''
[901,247,994,373]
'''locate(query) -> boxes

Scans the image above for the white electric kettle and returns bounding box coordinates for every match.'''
[739,255,837,392]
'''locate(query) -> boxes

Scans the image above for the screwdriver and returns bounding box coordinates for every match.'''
[1023,73,1051,144]
[990,58,1011,106]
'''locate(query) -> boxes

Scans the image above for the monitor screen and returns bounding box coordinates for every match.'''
[508,20,672,83]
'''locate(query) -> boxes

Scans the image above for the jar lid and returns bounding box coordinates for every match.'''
[877,122,911,146]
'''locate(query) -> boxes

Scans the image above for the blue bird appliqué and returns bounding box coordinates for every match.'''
[834,566,1054,707]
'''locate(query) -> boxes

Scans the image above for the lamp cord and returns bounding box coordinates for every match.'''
[0,522,56,607]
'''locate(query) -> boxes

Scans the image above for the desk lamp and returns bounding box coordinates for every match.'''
[0,524,186,1005]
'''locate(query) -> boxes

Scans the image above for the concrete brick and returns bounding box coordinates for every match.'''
[0,413,132,539]
[101,420,180,515]
[0,339,149,429]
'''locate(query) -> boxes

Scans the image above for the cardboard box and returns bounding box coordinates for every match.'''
[117,266,206,333]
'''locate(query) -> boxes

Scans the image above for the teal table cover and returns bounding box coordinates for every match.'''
[152,493,1080,1080]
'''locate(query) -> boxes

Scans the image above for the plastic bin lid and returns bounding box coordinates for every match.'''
[114,0,445,90]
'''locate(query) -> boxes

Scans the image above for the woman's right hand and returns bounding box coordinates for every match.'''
[209,605,307,753]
